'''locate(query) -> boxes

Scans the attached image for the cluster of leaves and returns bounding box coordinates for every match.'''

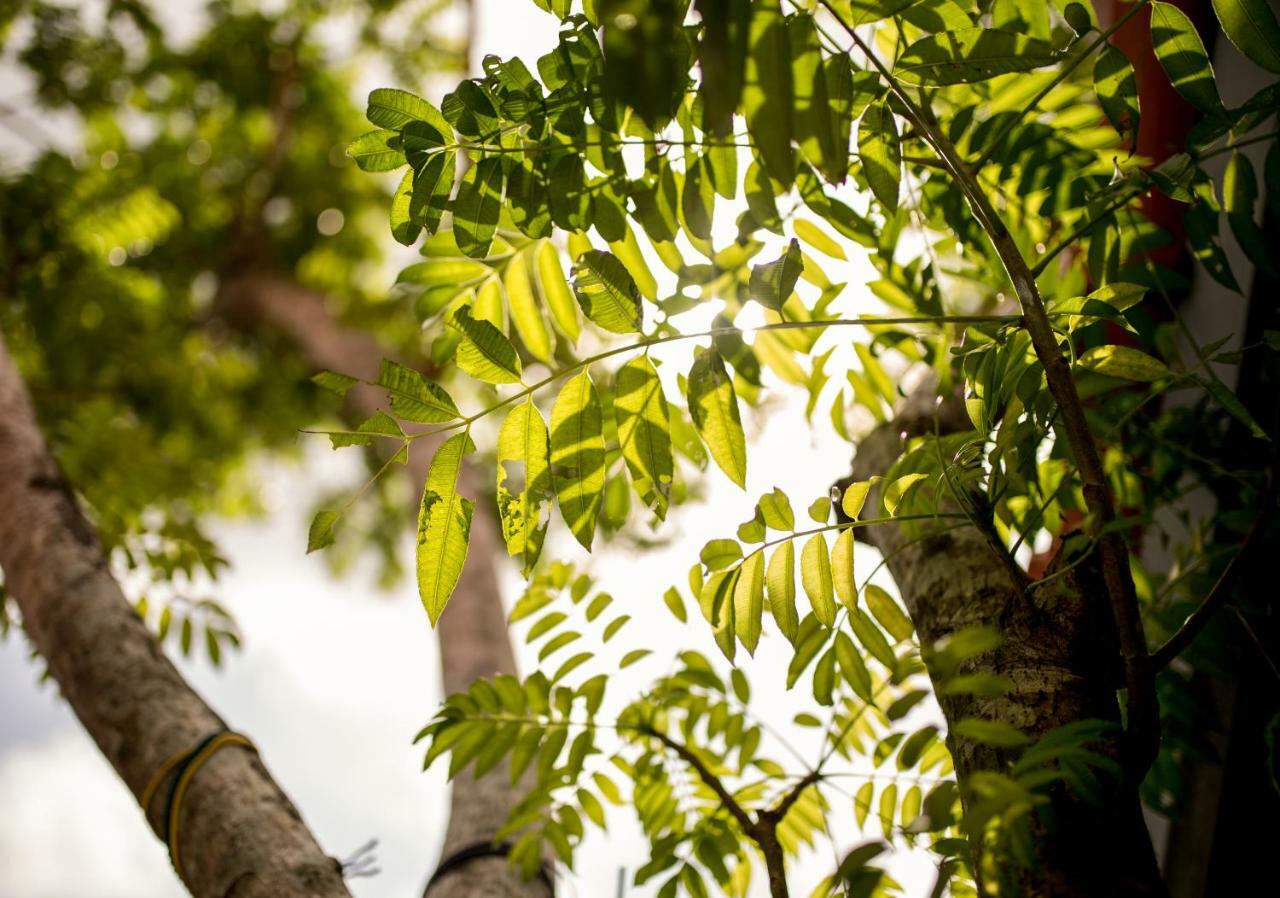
[330,0,1280,892]
[0,0,470,634]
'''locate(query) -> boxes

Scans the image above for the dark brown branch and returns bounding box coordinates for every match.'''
[1151,477,1275,669]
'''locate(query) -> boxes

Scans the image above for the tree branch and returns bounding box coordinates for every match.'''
[0,327,351,898]
[819,0,1159,777]
[647,728,755,833]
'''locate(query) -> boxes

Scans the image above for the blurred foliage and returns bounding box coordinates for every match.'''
[0,0,470,655]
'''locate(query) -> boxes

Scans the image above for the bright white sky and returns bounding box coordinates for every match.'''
[0,0,1256,896]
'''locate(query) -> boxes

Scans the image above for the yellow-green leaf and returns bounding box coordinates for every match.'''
[572,250,643,334]
[688,349,748,488]
[496,400,553,576]
[743,0,794,185]
[1151,2,1225,115]
[449,307,523,384]
[734,552,765,654]
[418,432,476,625]
[550,371,606,550]
[504,249,553,363]
[377,359,460,423]
[841,478,877,519]
[801,533,835,626]
[767,542,798,643]
[1077,345,1173,382]
[614,355,673,519]
[859,98,900,212]
[535,239,581,342]
[865,584,913,643]
[831,527,857,612]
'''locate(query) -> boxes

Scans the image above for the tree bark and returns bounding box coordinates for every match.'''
[218,274,552,898]
[848,381,1167,897]
[0,328,351,898]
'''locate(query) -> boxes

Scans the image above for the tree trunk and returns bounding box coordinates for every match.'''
[218,274,552,898]
[0,328,351,898]
[848,382,1167,897]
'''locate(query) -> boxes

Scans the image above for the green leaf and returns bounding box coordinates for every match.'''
[377,359,460,423]
[572,250,644,334]
[953,718,1030,747]
[831,527,857,613]
[1202,375,1269,440]
[504,249,554,363]
[391,169,420,246]
[743,0,794,185]
[841,479,875,519]
[696,0,752,132]
[347,129,404,172]
[801,533,836,626]
[1093,44,1140,146]
[883,472,927,516]
[835,631,873,703]
[749,238,804,310]
[615,355,674,518]
[850,608,897,669]
[312,370,358,396]
[681,155,716,241]
[813,646,836,705]
[700,568,739,660]
[551,371,607,550]
[767,542,798,642]
[701,539,743,570]
[367,88,450,132]
[1212,0,1280,74]
[859,98,900,212]
[417,432,476,625]
[894,28,1060,85]
[453,157,504,259]
[411,150,456,237]
[1150,2,1225,115]
[759,488,795,531]
[535,240,582,342]
[794,219,846,260]
[854,781,874,827]
[448,307,523,384]
[808,496,831,524]
[600,0,688,127]
[734,552,766,654]
[496,401,553,576]
[865,584,913,643]
[687,349,748,488]
[1077,345,1172,382]
[307,510,339,553]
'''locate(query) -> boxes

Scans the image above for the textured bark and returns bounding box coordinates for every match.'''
[848,381,1166,897]
[218,274,551,898]
[0,329,350,898]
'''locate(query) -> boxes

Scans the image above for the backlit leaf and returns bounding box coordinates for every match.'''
[688,349,748,488]
[767,542,798,642]
[801,533,836,626]
[418,432,476,625]
[894,28,1060,85]
[615,356,674,518]
[496,400,553,576]
[1150,2,1225,115]
[377,359,460,423]
[448,307,523,384]
[551,371,607,550]
[572,250,644,334]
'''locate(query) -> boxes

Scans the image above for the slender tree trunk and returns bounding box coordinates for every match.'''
[218,274,552,898]
[848,381,1167,897]
[0,328,351,898]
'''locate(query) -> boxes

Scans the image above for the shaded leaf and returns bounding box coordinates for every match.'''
[551,371,607,550]
[688,349,748,488]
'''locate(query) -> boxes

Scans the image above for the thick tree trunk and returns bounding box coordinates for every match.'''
[849,382,1166,897]
[218,274,552,898]
[0,329,351,898]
